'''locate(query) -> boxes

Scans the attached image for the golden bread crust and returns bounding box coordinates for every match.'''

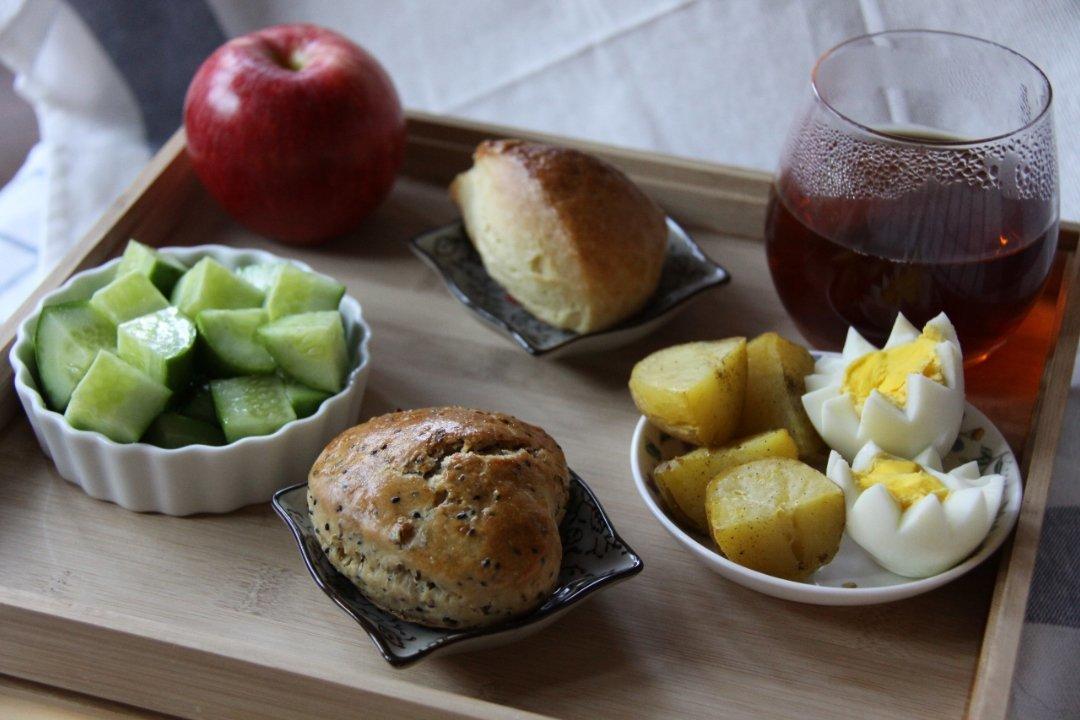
[450,139,667,333]
[308,407,569,628]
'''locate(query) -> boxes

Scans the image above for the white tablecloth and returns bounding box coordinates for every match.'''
[0,1,1076,717]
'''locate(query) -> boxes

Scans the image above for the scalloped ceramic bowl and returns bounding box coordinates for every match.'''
[629,352,1022,605]
[9,245,371,516]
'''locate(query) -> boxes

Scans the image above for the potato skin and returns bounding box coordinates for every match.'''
[629,339,747,446]
[653,429,798,531]
[739,332,827,463]
[705,458,844,579]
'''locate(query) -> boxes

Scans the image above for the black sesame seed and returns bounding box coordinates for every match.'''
[467,528,476,537]
[481,604,492,614]
[480,581,487,587]
[336,505,343,512]
[455,511,468,520]
[391,496,400,504]
[412,511,422,519]
[442,617,459,626]
[481,558,491,568]
[324,523,330,531]
[427,581,436,589]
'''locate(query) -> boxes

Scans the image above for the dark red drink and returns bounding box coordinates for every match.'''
[767,32,1058,362]
[765,170,1058,360]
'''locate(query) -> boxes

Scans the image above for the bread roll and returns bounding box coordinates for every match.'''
[308,407,570,629]
[450,139,667,334]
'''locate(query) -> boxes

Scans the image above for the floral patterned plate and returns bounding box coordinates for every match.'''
[273,471,643,666]
[630,351,1023,606]
[409,217,729,357]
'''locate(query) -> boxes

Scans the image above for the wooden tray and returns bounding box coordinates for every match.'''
[0,112,1076,720]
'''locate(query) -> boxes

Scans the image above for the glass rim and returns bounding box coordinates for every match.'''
[810,29,1053,146]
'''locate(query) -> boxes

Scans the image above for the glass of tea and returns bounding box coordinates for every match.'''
[765,30,1058,362]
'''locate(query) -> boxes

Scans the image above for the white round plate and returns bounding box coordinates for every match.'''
[629,364,1022,605]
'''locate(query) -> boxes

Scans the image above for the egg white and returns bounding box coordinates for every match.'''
[826,443,1005,578]
[802,312,965,460]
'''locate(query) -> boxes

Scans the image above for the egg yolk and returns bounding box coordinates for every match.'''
[841,327,945,410]
[854,457,949,510]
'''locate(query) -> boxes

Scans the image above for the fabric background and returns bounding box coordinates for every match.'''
[0,1,1075,717]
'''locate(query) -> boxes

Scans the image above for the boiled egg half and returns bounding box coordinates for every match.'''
[827,443,1004,578]
[802,313,964,460]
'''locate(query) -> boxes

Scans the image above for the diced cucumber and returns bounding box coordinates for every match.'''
[89,271,170,325]
[236,263,283,293]
[210,376,296,442]
[115,240,188,294]
[176,384,218,424]
[284,382,331,418]
[257,311,348,393]
[195,308,276,376]
[171,257,264,318]
[144,412,225,448]
[34,301,116,410]
[64,351,171,443]
[117,307,196,390]
[264,264,345,320]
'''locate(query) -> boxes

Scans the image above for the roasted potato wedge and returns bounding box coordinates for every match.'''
[739,332,827,462]
[629,338,747,446]
[705,458,844,579]
[653,429,799,531]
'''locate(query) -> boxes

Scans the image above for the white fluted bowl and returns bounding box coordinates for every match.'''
[10,245,371,516]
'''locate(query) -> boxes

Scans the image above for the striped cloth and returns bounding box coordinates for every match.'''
[0,1,1076,717]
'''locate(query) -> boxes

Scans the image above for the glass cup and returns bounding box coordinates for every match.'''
[764,30,1058,363]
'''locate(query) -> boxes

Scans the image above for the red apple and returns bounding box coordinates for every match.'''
[184,24,405,245]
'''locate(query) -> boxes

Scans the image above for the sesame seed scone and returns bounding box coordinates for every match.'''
[308,406,570,629]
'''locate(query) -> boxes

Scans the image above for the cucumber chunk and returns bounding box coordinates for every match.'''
[284,382,331,418]
[236,263,283,293]
[196,308,276,376]
[264,264,345,320]
[34,301,116,410]
[171,257,264,318]
[176,384,218,424]
[210,376,296,442]
[115,240,188,294]
[64,351,171,443]
[257,311,348,393]
[117,307,196,390]
[144,412,224,448]
[89,271,170,325]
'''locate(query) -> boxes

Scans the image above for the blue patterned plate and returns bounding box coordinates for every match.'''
[409,218,729,356]
[272,471,643,666]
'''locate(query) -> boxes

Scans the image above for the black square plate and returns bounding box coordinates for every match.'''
[272,471,643,667]
[409,217,729,356]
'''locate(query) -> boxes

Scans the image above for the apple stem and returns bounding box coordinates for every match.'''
[267,45,306,72]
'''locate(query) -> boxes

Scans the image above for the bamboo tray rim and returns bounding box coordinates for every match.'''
[0,112,1077,720]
